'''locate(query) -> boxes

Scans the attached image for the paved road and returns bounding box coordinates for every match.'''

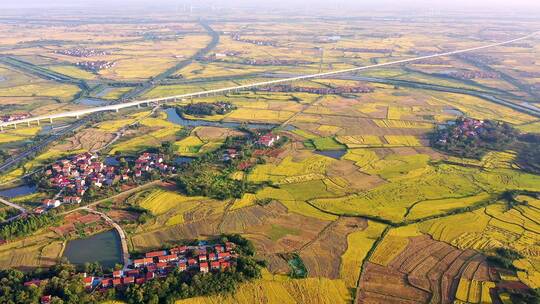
[1,31,537,130]
[82,207,130,269]
[0,197,27,213]
[0,197,27,223]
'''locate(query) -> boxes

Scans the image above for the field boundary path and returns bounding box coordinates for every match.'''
[2,31,538,131]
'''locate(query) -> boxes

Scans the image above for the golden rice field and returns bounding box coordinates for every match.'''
[176,270,352,304]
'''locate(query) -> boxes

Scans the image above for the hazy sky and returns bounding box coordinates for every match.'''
[2,0,540,11]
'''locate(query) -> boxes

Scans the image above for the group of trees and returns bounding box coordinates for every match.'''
[175,162,260,200]
[0,213,57,240]
[516,133,540,175]
[431,118,518,159]
[0,261,112,304]
[175,101,236,117]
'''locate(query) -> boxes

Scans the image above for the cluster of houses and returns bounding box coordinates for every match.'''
[200,51,243,61]
[38,152,175,214]
[257,84,374,95]
[25,242,237,303]
[55,48,109,57]
[76,60,116,72]
[333,47,392,54]
[89,242,236,290]
[448,70,500,80]
[1,113,30,122]
[438,118,485,144]
[231,33,277,46]
[257,133,281,147]
[242,59,312,66]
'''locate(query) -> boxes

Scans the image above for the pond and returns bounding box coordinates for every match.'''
[314,150,347,160]
[165,108,276,130]
[0,184,37,199]
[443,108,464,116]
[63,230,122,269]
[174,156,195,165]
[76,98,110,107]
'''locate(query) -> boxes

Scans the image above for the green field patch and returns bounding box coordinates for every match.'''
[310,137,347,151]
[268,224,301,241]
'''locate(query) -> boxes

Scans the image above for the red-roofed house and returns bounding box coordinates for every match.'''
[145,250,167,258]
[221,261,230,269]
[24,279,42,287]
[178,262,187,272]
[145,272,155,280]
[170,245,187,254]
[123,276,135,284]
[198,254,207,262]
[156,262,168,269]
[158,254,178,263]
[135,278,146,284]
[200,262,209,273]
[188,258,198,267]
[113,270,123,278]
[133,257,154,267]
[211,261,220,270]
[41,295,52,304]
[218,252,231,260]
[101,278,113,288]
[83,276,94,288]
[112,278,122,287]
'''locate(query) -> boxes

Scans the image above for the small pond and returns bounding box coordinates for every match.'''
[314,150,347,160]
[0,184,37,199]
[63,230,122,269]
[76,98,110,107]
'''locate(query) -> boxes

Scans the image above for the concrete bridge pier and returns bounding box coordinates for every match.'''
[137,104,141,109]
[49,118,53,124]
[0,125,3,132]
[115,108,119,113]
[37,120,40,126]
[13,123,17,129]
[27,121,30,127]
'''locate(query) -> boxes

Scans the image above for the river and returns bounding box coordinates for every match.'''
[165,108,277,129]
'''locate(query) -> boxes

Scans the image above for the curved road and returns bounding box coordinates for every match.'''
[1,31,538,130]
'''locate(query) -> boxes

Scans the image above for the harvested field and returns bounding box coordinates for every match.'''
[359,234,496,304]
[55,128,115,152]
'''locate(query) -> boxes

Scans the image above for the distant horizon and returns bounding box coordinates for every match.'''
[1,0,540,13]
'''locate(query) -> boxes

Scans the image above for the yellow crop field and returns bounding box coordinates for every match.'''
[336,135,383,148]
[139,189,203,216]
[248,154,334,183]
[455,278,471,302]
[374,119,433,129]
[342,149,379,168]
[369,225,420,266]
[363,154,430,180]
[406,192,491,220]
[175,135,205,154]
[230,193,257,211]
[100,87,133,99]
[48,65,97,80]
[226,108,295,123]
[383,135,422,146]
[339,221,386,286]
[0,83,80,100]
[176,271,352,304]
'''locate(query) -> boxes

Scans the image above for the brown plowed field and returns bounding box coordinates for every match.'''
[357,235,495,304]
